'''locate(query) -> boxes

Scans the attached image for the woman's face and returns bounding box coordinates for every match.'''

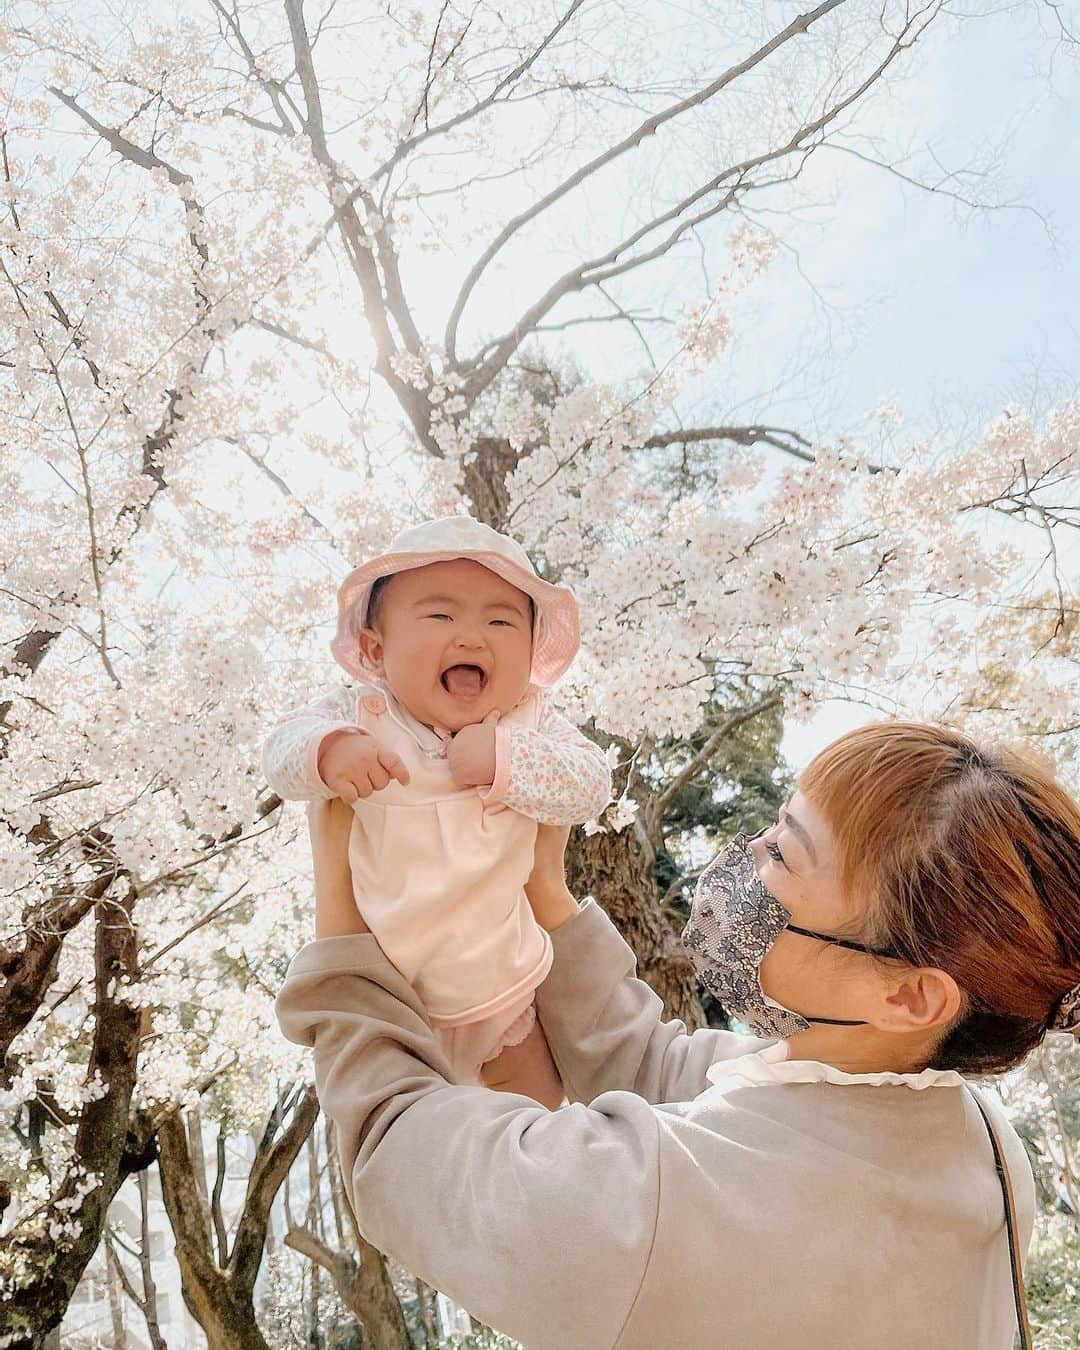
[751,790,902,1029]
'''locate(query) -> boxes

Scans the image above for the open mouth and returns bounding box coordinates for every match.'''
[440,664,488,698]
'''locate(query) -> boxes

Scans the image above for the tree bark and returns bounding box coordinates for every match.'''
[0,885,143,1348]
[284,1226,412,1350]
[156,1087,319,1350]
[104,1231,127,1346]
[566,825,705,1030]
[138,1168,169,1350]
[462,437,525,529]
[415,1278,437,1348]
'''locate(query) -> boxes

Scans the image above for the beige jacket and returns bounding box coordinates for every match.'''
[275,896,1035,1350]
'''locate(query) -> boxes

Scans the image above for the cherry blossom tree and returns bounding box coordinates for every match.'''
[1,1,1076,1344]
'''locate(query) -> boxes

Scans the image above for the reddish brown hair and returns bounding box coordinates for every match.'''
[799,722,1080,1074]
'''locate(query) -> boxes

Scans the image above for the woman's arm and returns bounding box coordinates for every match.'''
[308,798,369,938]
[275,807,659,1350]
[522,823,581,931]
[526,825,765,1105]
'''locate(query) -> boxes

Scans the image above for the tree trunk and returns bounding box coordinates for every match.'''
[307,1132,324,1350]
[463,437,523,529]
[157,1088,319,1350]
[567,826,705,1030]
[170,1264,272,1350]
[415,1279,437,1348]
[285,1227,412,1350]
[0,887,143,1348]
[104,1232,126,1346]
[138,1169,169,1350]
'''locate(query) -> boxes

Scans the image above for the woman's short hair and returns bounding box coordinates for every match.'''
[800,722,1080,1075]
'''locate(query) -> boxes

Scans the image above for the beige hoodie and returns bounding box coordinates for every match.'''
[275,895,1035,1350]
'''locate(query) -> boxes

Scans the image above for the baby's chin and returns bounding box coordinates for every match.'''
[431,674,530,730]
[434,688,496,731]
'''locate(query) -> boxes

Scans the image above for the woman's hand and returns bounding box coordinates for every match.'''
[524,823,580,932]
[307,797,370,939]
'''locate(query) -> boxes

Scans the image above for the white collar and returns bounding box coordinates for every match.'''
[703,1040,967,1094]
[366,682,451,756]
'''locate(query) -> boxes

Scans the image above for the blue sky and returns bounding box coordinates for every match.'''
[594,2,1080,459]
[466,4,1079,762]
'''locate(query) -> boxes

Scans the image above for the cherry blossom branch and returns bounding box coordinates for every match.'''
[825,139,1055,242]
[444,0,852,365]
[462,2,940,397]
[644,424,816,465]
[644,695,783,842]
[283,0,435,450]
[0,95,220,732]
[1,884,143,1343]
[207,0,304,132]
[365,0,588,187]
[222,436,338,542]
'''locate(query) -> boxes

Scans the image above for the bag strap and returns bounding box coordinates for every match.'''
[966,1086,1033,1350]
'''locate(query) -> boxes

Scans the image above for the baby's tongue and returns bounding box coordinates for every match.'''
[443,664,484,698]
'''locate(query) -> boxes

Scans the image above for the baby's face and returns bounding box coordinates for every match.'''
[358,559,534,732]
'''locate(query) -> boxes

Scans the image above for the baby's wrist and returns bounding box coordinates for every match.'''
[317,727,366,782]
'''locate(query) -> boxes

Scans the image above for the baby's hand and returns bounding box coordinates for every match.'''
[448,711,499,789]
[318,729,410,805]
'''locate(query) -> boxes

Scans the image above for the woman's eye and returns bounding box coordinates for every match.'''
[765,840,785,865]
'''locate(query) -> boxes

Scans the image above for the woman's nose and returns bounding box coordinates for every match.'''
[747,825,771,867]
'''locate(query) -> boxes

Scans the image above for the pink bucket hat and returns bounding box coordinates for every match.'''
[331,515,580,688]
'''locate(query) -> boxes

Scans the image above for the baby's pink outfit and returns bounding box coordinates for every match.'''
[262,681,610,1084]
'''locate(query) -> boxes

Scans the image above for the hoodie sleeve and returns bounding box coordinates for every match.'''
[533,897,768,1106]
[260,687,369,801]
[275,936,658,1350]
[479,697,612,825]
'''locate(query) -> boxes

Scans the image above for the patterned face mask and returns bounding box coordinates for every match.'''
[680,832,900,1039]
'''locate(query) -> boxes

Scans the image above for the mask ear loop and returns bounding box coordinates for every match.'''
[785,923,902,961]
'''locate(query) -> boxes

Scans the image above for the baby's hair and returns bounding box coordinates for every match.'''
[365,574,393,630]
[364,572,535,632]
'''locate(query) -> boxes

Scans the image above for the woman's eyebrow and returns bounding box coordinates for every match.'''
[781,808,818,863]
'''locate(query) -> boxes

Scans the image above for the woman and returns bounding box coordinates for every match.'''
[276,722,1080,1349]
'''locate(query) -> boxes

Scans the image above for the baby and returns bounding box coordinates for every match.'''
[262,515,611,1108]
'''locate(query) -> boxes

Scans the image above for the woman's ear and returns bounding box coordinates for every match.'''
[878,967,963,1034]
[357,626,385,676]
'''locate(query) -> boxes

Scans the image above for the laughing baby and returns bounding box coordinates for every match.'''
[261,515,611,1108]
